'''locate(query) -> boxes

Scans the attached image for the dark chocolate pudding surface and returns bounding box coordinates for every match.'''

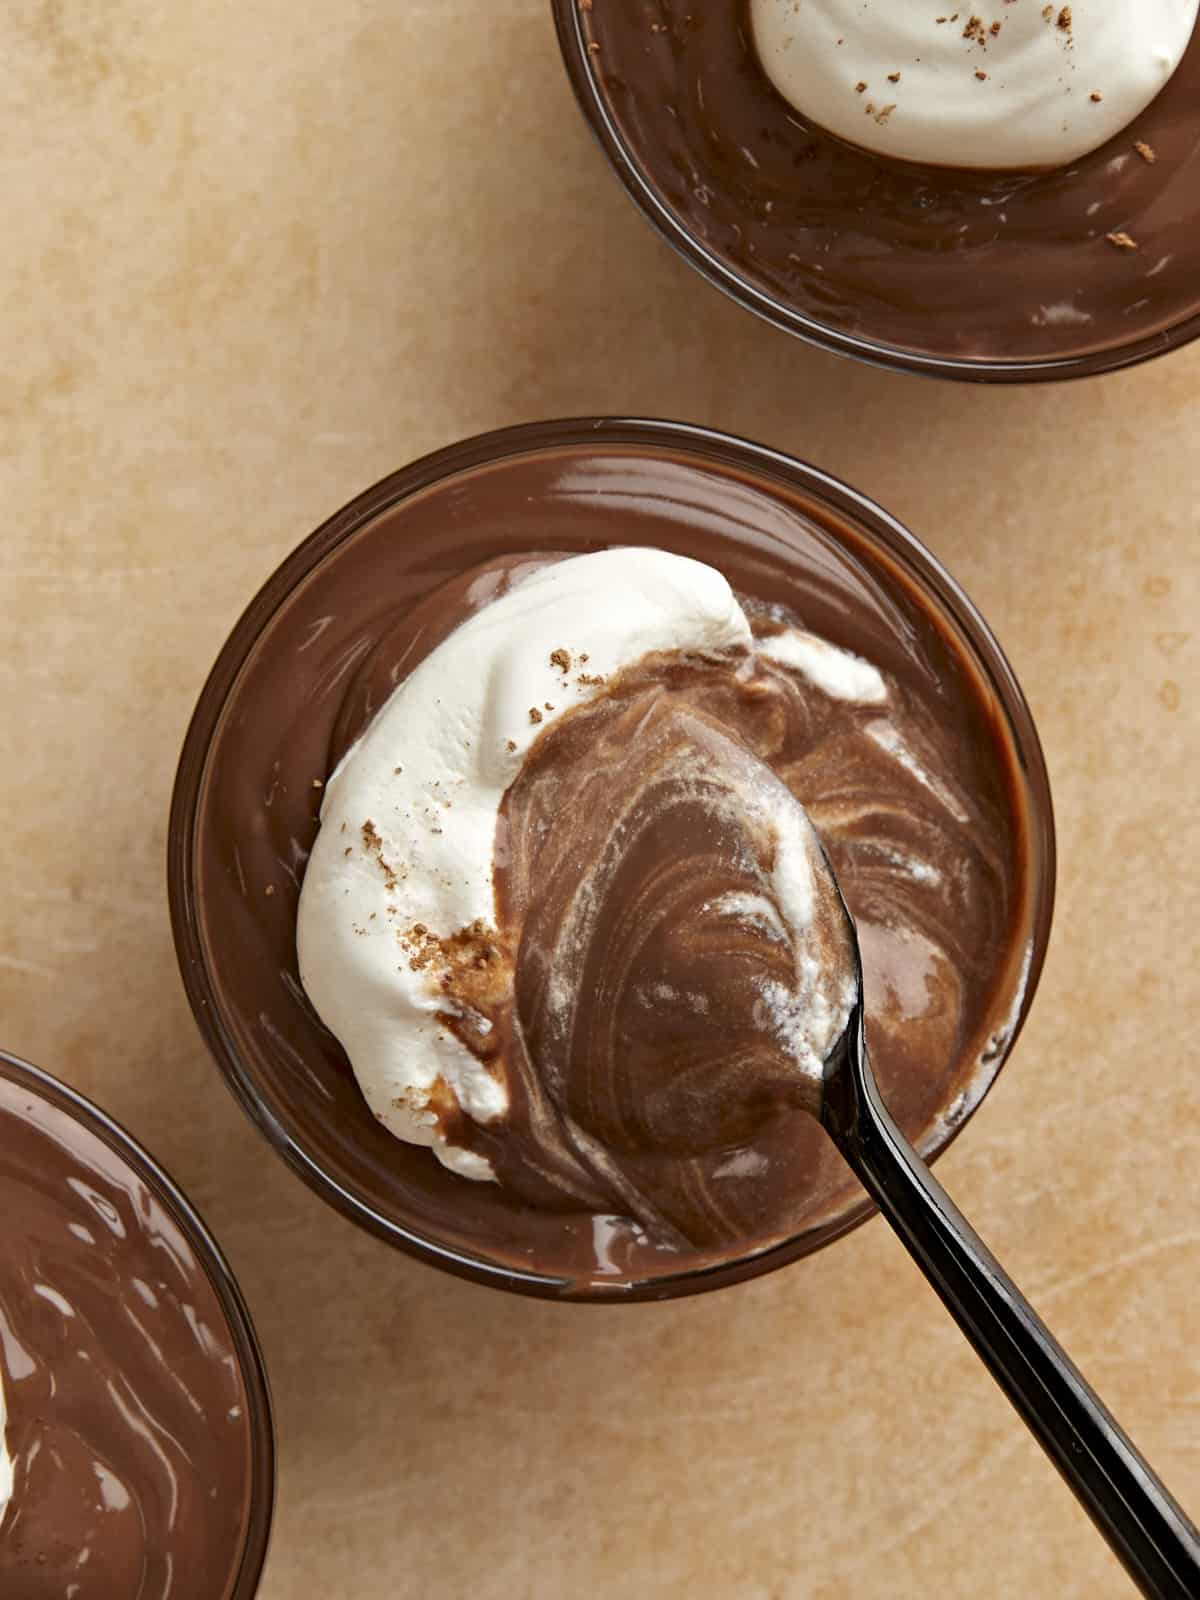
[565,3,1200,368]
[178,428,1051,1295]
[0,1057,267,1599]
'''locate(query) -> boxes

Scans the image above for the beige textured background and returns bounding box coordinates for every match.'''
[3,3,1198,1596]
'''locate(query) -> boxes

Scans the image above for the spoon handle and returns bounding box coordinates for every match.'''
[821,1017,1200,1600]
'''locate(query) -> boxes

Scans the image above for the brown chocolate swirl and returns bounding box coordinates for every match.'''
[343,579,1013,1255]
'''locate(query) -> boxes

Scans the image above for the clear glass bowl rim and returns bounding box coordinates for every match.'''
[168,416,1057,1303]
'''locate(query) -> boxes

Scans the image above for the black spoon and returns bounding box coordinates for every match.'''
[818,917,1200,1599]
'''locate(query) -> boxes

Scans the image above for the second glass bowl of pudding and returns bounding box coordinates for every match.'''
[0,1051,274,1598]
[553,3,1200,381]
[169,418,1055,1300]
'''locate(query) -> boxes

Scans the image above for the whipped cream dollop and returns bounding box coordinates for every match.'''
[297,549,862,1188]
[750,0,1198,170]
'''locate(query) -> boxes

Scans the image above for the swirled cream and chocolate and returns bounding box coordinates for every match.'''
[298,548,1002,1252]
[0,1066,255,1598]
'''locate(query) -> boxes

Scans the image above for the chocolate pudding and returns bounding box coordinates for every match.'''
[0,1056,271,1598]
[297,549,1010,1255]
[562,3,1200,368]
[173,423,1054,1297]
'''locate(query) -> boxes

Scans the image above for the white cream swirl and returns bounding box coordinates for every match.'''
[750,0,1198,170]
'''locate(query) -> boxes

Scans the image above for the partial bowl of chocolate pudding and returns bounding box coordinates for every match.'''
[169,418,1054,1300]
[0,1052,274,1598]
[553,3,1200,380]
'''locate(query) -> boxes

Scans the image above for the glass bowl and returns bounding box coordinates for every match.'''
[169,418,1055,1301]
[0,1050,274,1597]
[552,1,1200,382]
